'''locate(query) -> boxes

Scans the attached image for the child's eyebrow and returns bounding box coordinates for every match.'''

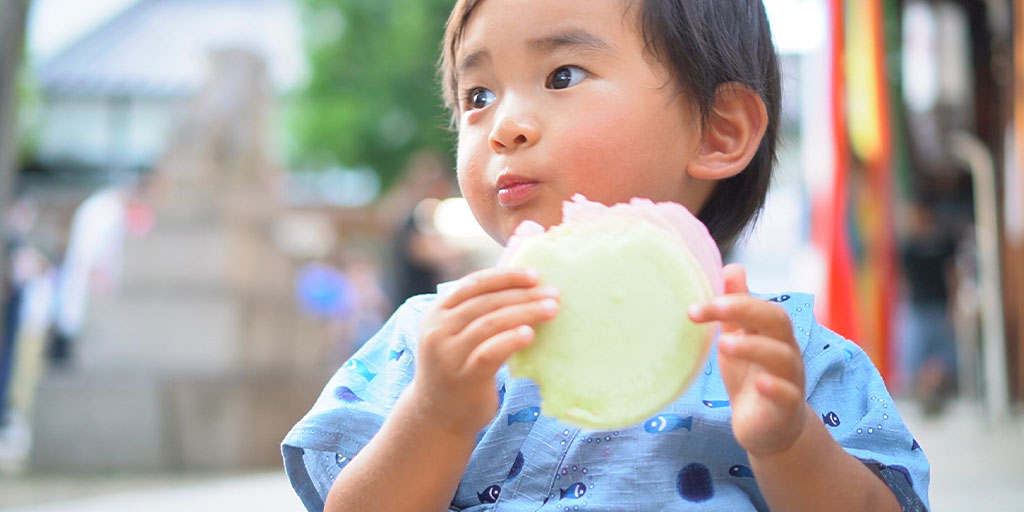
[526,30,616,56]
[457,49,492,78]
[456,30,615,80]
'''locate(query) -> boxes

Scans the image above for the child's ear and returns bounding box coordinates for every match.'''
[686,83,768,181]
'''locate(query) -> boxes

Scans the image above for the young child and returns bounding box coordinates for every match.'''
[283,1,930,510]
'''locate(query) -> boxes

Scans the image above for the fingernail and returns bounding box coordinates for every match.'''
[719,334,739,351]
[524,268,540,280]
[541,298,559,313]
[542,286,560,298]
[516,325,534,338]
[688,304,703,318]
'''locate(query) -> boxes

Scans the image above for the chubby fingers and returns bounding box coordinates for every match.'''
[698,263,749,335]
[452,289,560,364]
[723,263,749,295]
[424,267,561,374]
[751,371,806,415]
[719,333,805,389]
[448,285,559,335]
[441,268,540,309]
[688,294,796,346]
[723,335,807,415]
[463,325,536,379]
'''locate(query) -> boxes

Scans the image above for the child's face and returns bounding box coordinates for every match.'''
[454,0,712,245]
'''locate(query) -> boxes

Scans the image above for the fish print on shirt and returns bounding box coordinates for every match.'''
[343,359,377,382]
[477,484,501,503]
[560,482,587,500]
[822,411,842,427]
[334,386,364,403]
[644,414,693,434]
[507,406,541,425]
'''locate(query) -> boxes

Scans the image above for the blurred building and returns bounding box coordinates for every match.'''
[10,0,351,474]
[32,0,305,175]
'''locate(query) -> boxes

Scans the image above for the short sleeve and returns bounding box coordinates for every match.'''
[803,318,931,511]
[281,295,433,512]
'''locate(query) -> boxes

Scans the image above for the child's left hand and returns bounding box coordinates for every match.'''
[688,263,809,458]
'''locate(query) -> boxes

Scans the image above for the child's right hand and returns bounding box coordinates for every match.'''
[408,268,560,438]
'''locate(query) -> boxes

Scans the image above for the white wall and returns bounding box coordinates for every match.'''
[37,96,183,170]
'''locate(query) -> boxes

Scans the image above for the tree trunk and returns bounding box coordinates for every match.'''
[0,0,30,338]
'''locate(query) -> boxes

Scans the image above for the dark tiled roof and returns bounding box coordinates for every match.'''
[38,0,306,98]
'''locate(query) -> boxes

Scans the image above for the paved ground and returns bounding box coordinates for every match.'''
[901,400,1024,511]
[0,472,302,512]
[0,400,1021,511]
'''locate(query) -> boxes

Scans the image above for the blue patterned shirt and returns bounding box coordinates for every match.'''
[282,289,930,511]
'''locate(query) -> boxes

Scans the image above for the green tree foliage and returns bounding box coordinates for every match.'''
[293,0,456,189]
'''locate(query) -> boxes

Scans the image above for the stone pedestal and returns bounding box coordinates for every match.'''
[31,370,330,471]
[30,49,336,472]
[30,214,337,471]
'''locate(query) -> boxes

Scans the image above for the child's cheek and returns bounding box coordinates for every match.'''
[456,154,491,209]
[555,113,651,194]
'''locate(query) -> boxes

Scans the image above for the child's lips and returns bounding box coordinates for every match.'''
[496,175,539,208]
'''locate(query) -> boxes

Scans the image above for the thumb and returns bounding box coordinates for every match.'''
[723,263,749,295]
[719,263,750,335]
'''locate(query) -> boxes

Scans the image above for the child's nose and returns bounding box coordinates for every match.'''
[489,107,540,152]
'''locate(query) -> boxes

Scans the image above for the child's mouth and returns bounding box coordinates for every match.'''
[496,176,539,208]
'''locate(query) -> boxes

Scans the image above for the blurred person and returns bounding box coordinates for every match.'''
[382,150,472,307]
[375,149,460,228]
[51,172,159,364]
[899,199,958,415]
[294,252,391,366]
[0,198,57,473]
[337,252,390,353]
[295,258,358,365]
[389,198,473,305]
[1,203,24,414]
[1,196,40,416]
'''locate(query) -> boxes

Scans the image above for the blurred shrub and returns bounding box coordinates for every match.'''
[292,0,456,190]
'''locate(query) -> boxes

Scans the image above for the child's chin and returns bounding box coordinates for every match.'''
[509,209,563,233]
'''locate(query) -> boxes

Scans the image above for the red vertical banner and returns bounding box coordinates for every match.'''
[818,0,861,346]
[847,0,897,381]
[871,0,897,384]
[817,0,897,382]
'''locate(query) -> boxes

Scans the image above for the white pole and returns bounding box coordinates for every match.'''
[951,132,1010,421]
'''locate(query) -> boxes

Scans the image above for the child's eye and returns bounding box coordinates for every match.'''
[463,87,496,110]
[546,66,588,90]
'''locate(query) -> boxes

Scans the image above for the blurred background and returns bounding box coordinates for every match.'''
[0,0,1021,510]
